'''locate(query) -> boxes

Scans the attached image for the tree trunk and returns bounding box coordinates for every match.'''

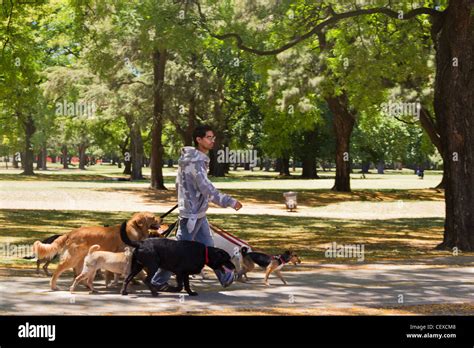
[301,129,319,178]
[36,151,41,170]
[12,153,19,168]
[208,72,227,177]
[150,48,167,190]
[20,114,35,175]
[326,95,355,192]
[125,114,144,181]
[419,106,446,188]
[361,162,370,173]
[377,161,385,174]
[40,144,47,170]
[302,157,318,178]
[78,144,87,170]
[61,145,69,169]
[276,157,290,176]
[434,1,474,251]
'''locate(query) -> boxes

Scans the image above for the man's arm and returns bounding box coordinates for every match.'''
[194,161,241,209]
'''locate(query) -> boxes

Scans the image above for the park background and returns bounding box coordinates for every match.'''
[1,0,473,315]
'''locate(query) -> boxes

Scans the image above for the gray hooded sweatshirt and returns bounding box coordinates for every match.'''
[176,146,237,233]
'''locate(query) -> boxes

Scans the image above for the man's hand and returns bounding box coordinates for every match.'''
[234,201,243,211]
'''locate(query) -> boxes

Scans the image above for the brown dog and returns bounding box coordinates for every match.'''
[33,212,160,290]
[239,247,301,286]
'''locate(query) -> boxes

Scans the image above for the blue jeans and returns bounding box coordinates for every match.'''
[151,216,214,286]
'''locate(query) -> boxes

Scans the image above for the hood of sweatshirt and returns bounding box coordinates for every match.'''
[178,146,209,165]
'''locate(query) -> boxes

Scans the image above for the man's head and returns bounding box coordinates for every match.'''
[193,124,215,153]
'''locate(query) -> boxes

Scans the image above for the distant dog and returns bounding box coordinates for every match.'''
[24,234,61,276]
[239,247,301,286]
[33,212,161,290]
[70,245,133,293]
[119,221,236,297]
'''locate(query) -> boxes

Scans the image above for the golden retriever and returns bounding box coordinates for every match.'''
[33,212,160,290]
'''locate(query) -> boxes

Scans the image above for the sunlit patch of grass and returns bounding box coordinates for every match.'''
[0,209,461,269]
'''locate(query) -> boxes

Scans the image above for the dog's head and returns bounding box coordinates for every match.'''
[127,212,161,240]
[240,246,249,256]
[206,247,235,271]
[284,250,301,265]
[207,247,236,288]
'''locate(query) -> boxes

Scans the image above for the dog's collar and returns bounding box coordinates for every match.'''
[274,255,287,265]
[205,247,209,266]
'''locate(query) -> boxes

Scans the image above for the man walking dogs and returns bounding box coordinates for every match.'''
[151,125,243,291]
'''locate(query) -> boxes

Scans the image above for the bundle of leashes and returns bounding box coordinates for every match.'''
[158,204,179,238]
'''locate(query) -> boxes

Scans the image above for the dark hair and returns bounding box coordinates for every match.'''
[193,124,213,147]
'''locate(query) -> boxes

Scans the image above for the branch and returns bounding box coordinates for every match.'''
[393,115,418,125]
[112,79,151,91]
[1,0,14,55]
[197,2,441,56]
[63,47,80,59]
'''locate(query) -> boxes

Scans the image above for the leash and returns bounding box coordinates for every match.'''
[160,204,178,219]
[161,220,178,238]
[205,246,209,266]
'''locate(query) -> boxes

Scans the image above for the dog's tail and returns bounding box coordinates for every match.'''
[33,233,69,260]
[120,221,139,248]
[88,244,101,255]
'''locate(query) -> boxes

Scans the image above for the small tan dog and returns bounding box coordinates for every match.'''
[70,245,133,293]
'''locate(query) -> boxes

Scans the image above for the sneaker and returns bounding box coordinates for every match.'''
[214,267,235,288]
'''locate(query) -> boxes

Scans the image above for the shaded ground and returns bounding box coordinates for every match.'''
[0,262,472,315]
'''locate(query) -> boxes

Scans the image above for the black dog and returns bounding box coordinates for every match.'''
[119,221,235,297]
[24,234,61,276]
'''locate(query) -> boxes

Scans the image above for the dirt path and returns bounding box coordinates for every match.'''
[0,181,444,219]
[1,262,472,315]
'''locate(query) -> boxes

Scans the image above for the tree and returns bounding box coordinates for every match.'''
[198,0,474,250]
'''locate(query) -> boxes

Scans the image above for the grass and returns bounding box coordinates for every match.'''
[0,164,442,182]
[0,208,458,269]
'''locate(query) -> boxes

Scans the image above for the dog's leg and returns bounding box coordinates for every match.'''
[275,270,287,285]
[87,269,98,293]
[175,274,184,293]
[105,271,112,288]
[264,265,274,286]
[51,257,76,291]
[112,273,120,286]
[183,274,198,296]
[74,259,87,286]
[121,260,144,296]
[36,259,41,275]
[70,272,87,293]
[42,260,51,276]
